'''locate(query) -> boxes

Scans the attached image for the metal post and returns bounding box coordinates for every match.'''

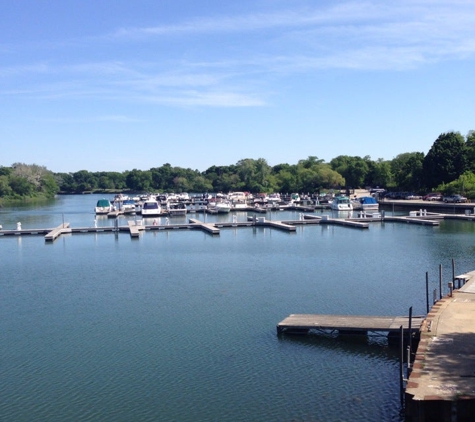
[399,325,405,409]
[408,306,413,363]
[439,264,443,300]
[426,272,429,314]
[452,258,455,283]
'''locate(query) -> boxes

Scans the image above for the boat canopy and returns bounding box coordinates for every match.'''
[96,199,111,207]
[359,196,378,204]
[143,201,159,209]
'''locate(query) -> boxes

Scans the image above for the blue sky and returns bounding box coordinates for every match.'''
[1,0,474,173]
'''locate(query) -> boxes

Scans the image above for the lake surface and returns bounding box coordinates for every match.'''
[1,195,475,421]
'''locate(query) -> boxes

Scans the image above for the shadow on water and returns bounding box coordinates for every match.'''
[277,331,401,362]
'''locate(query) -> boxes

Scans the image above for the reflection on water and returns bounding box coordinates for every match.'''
[1,195,475,421]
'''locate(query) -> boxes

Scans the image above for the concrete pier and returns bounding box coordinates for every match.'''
[405,271,475,421]
[188,218,220,235]
[45,223,71,242]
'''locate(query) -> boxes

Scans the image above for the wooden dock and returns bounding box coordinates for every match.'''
[303,214,370,229]
[127,220,145,238]
[3,210,475,242]
[258,219,296,232]
[45,223,71,242]
[188,218,220,235]
[277,313,424,336]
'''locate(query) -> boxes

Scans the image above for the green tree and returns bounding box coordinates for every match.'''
[9,174,35,196]
[330,155,368,188]
[368,159,393,188]
[125,169,152,191]
[423,132,467,189]
[0,175,12,196]
[464,130,475,173]
[391,152,424,191]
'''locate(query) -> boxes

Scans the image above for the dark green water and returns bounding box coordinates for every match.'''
[1,195,475,421]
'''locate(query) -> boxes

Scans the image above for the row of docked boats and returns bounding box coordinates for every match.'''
[330,195,379,211]
[95,192,380,215]
[94,191,309,216]
[95,194,189,217]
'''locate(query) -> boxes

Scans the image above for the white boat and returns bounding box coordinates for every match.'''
[290,193,300,203]
[358,196,379,211]
[113,193,129,203]
[227,192,248,210]
[95,199,114,214]
[330,195,353,211]
[121,199,136,215]
[188,195,209,212]
[208,199,232,213]
[141,199,162,216]
[167,201,187,216]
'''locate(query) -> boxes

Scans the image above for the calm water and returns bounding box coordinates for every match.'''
[1,195,475,421]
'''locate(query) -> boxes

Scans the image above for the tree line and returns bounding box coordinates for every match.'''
[1,131,474,201]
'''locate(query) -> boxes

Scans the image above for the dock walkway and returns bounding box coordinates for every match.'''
[277,314,423,336]
[404,271,475,420]
[45,223,71,242]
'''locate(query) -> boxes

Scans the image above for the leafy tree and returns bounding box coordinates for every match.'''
[330,155,368,188]
[56,173,76,192]
[9,174,35,196]
[0,166,12,177]
[0,175,12,196]
[436,171,475,199]
[391,152,424,191]
[464,130,475,173]
[73,170,97,192]
[39,173,59,197]
[275,169,297,193]
[125,169,152,191]
[423,132,467,189]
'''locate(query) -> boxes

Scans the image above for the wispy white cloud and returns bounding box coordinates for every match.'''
[2,0,475,108]
[109,0,475,70]
[34,115,142,123]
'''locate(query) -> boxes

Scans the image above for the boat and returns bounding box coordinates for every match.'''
[167,201,187,216]
[188,197,208,212]
[228,192,248,210]
[208,199,232,213]
[121,199,137,215]
[113,193,129,203]
[95,199,115,215]
[290,193,300,204]
[330,195,353,211]
[358,196,379,211]
[141,199,162,216]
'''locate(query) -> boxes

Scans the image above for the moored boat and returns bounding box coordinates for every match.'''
[215,201,232,213]
[141,199,162,216]
[95,199,114,215]
[167,201,187,216]
[121,199,137,215]
[330,195,353,211]
[358,196,379,211]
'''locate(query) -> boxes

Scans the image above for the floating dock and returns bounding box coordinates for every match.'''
[276,313,424,337]
[189,218,220,235]
[45,223,71,242]
[1,211,475,242]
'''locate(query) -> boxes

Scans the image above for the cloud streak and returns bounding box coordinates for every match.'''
[2,1,475,108]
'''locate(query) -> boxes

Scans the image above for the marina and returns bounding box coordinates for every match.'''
[2,194,475,421]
